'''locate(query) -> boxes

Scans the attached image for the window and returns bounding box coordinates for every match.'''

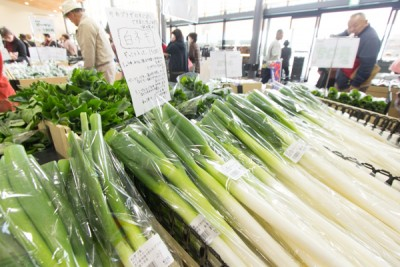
[224,19,253,47]
[381,11,400,61]
[196,22,224,48]
[318,8,391,40]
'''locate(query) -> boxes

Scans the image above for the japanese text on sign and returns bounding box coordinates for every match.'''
[106,8,170,116]
[129,234,174,267]
[31,18,55,34]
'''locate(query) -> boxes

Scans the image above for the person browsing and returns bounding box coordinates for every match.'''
[261,29,283,84]
[61,0,116,84]
[335,12,381,92]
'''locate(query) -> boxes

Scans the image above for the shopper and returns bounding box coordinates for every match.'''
[61,0,116,84]
[187,32,200,73]
[0,51,16,112]
[335,12,381,92]
[0,27,29,63]
[60,33,78,56]
[42,33,57,47]
[166,29,188,82]
[25,34,36,47]
[281,40,291,83]
[19,33,33,57]
[261,29,283,84]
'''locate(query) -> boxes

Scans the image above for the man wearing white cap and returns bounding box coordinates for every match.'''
[61,0,116,84]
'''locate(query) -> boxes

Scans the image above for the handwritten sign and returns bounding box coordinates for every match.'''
[226,51,243,78]
[106,8,170,117]
[209,51,226,78]
[311,38,360,68]
[30,17,55,34]
[209,51,243,78]
[29,47,67,62]
[163,0,198,23]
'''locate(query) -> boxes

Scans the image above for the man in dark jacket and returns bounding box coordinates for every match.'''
[281,40,291,82]
[166,29,188,82]
[1,27,29,63]
[335,13,381,91]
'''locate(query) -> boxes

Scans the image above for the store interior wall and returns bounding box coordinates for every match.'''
[0,0,65,43]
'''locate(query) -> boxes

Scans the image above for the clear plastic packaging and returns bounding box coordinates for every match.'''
[67,113,186,267]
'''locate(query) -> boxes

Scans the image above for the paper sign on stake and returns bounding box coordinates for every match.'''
[28,47,67,62]
[209,51,243,78]
[30,17,55,34]
[311,38,359,68]
[106,8,170,116]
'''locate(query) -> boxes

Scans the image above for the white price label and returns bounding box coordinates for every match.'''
[129,234,174,267]
[284,140,310,163]
[189,214,220,245]
[216,159,248,180]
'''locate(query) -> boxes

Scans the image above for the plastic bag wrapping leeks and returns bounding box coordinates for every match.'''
[67,113,184,267]
[0,145,90,267]
[156,101,400,266]
[199,96,400,266]
[265,83,400,176]
[105,118,272,267]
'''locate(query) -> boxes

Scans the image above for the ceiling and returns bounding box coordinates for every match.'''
[7,0,67,13]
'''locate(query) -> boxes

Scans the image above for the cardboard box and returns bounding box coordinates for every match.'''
[17,76,68,89]
[224,80,262,94]
[44,120,71,159]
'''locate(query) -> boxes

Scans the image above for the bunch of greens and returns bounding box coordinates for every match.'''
[0,104,49,155]
[1,69,135,154]
[315,86,387,114]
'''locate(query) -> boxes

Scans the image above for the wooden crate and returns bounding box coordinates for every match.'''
[44,121,71,159]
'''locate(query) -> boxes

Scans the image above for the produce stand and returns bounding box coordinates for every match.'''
[13,76,68,89]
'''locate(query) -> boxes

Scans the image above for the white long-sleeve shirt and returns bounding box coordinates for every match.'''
[264,39,282,62]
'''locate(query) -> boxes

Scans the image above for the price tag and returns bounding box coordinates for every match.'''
[216,159,248,180]
[129,234,174,267]
[284,140,309,163]
[189,214,220,245]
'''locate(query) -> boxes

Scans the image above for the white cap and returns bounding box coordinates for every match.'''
[61,0,82,16]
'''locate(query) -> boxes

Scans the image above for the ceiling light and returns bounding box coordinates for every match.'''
[24,1,29,5]
[53,10,57,13]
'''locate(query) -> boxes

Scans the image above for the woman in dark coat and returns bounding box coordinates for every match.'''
[166,29,188,82]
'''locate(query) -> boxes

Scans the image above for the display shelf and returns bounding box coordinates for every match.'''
[320,98,400,142]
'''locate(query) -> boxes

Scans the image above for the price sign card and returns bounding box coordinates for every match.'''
[311,38,360,68]
[31,17,55,34]
[106,8,170,116]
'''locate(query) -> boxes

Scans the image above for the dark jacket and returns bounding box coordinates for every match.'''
[281,46,291,67]
[4,37,29,63]
[338,25,381,87]
[166,40,188,73]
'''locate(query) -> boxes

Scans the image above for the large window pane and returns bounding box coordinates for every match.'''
[381,12,400,61]
[196,22,224,48]
[318,7,391,40]
[83,0,111,28]
[198,0,225,17]
[260,17,291,62]
[225,20,253,47]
